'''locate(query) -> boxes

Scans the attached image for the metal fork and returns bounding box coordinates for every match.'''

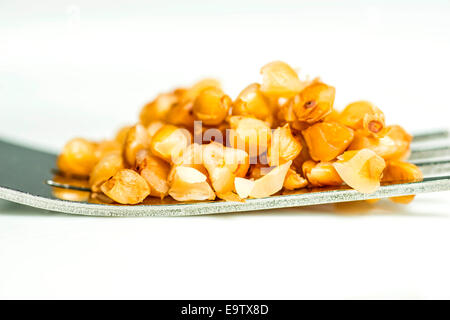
[1,129,449,217]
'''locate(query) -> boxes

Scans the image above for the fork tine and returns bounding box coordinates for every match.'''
[9,175,450,216]
[3,136,450,216]
[44,130,450,193]
[45,179,91,192]
[411,128,449,142]
[404,129,450,161]
[410,158,450,177]
[410,145,450,160]
[360,175,450,200]
[410,158,450,166]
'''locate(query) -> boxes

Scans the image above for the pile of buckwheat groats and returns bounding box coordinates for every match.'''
[56,61,422,205]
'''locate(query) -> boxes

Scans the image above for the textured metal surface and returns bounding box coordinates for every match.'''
[1,175,450,217]
[1,130,450,217]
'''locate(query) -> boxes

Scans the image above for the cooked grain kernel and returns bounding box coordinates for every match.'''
[193,87,231,125]
[268,124,303,166]
[349,125,412,160]
[165,101,195,128]
[382,160,423,204]
[95,140,122,160]
[179,78,221,104]
[168,166,216,201]
[333,149,386,193]
[247,161,292,198]
[293,82,335,124]
[89,153,124,192]
[115,125,132,146]
[302,122,354,162]
[202,142,249,195]
[248,164,270,180]
[260,61,304,98]
[302,160,343,187]
[339,101,385,137]
[171,143,207,175]
[123,124,151,166]
[100,169,150,204]
[233,83,273,123]
[135,149,170,199]
[283,168,308,190]
[228,116,271,157]
[146,121,165,142]
[57,138,98,177]
[139,93,177,126]
[150,124,192,163]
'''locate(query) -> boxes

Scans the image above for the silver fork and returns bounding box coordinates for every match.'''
[0,130,449,217]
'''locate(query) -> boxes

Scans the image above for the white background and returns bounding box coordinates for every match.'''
[1,0,450,299]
